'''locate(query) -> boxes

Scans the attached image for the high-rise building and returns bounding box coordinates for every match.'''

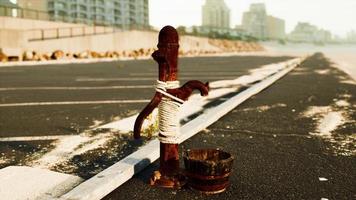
[17,0,149,29]
[202,0,230,29]
[17,0,48,20]
[242,3,267,39]
[267,16,285,39]
[242,3,285,40]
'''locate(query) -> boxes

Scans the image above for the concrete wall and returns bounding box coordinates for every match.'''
[26,25,114,41]
[0,17,226,54]
[180,35,221,52]
[0,29,26,49]
[0,16,85,30]
[25,30,158,53]
[25,30,221,53]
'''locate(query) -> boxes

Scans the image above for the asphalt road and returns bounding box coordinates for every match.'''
[0,55,292,175]
[0,56,292,137]
[104,53,356,200]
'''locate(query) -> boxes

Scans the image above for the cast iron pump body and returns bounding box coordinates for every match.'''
[133,26,209,188]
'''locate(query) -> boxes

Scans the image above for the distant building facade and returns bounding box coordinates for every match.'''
[267,15,285,39]
[242,3,285,40]
[0,0,18,17]
[346,31,356,43]
[202,0,230,30]
[242,3,267,39]
[288,22,318,42]
[17,0,48,19]
[188,25,247,39]
[17,0,149,29]
[315,29,332,43]
[289,22,332,43]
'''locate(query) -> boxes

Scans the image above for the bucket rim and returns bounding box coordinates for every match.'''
[183,148,234,164]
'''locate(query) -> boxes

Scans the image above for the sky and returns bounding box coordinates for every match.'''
[9,0,355,37]
[149,0,356,37]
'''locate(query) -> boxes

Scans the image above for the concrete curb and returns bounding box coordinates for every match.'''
[59,57,305,200]
[0,166,83,200]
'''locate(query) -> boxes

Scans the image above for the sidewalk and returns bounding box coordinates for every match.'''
[104,53,355,200]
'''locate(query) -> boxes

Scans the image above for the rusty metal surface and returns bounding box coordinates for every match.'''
[133,26,209,188]
[134,25,209,139]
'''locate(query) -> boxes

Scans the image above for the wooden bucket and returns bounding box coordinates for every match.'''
[183,149,234,194]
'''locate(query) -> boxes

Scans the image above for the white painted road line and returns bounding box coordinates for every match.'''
[76,76,238,82]
[31,134,112,169]
[0,135,69,142]
[0,100,151,107]
[60,57,305,200]
[0,85,153,91]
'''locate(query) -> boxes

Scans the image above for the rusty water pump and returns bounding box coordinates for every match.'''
[133,26,209,188]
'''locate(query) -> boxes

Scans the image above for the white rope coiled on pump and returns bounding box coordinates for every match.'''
[155,80,184,144]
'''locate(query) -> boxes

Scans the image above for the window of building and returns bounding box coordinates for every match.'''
[114,10,121,15]
[58,10,66,16]
[55,2,66,10]
[79,5,86,11]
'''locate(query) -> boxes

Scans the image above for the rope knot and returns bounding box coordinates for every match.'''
[155,80,184,104]
[155,80,184,144]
